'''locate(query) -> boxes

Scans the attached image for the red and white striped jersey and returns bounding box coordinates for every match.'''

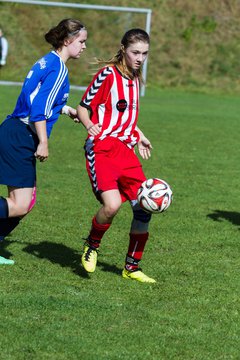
[80,65,140,147]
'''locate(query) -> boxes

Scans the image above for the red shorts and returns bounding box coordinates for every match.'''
[85,137,146,202]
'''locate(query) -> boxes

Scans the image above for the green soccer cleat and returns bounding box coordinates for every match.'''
[0,256,14,265]
[122,268,156,283]
[81,244,98,273]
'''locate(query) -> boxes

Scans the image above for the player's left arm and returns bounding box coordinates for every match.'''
[136,126,153,160]
[34,120,48,162]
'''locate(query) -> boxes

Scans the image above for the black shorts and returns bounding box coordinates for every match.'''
[0,118,39,187]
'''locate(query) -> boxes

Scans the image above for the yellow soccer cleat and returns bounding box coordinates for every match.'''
[81,244,98,273]
[122,268,156,283]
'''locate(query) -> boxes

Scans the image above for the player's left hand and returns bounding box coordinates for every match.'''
[137,136,153,160]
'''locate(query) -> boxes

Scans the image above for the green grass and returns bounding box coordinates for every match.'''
[0,85,239,360]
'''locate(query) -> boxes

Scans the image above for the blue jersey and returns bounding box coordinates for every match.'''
[8,51,69,137]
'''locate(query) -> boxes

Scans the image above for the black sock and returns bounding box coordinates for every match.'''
[0,197,9,218]
[0,217,21,241]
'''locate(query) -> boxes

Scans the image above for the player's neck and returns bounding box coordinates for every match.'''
[116,64,135,80]
[55,49,68,64]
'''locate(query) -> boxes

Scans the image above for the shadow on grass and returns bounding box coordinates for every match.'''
[1,238,123,278]
[0,239,14,259]
[23,242,123,277]
[22,240,90,278]
[207,210,240,230]
[97,260,122,276]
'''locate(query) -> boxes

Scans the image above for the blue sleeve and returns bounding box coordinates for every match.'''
[30,62,68,122]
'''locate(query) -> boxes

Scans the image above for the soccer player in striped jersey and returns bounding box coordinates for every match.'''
[77,28,156,283]
[0,19,87,264]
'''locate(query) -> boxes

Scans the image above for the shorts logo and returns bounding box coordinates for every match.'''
[116,99,127,112]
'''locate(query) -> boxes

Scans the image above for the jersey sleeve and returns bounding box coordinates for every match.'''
[80,67,113,113]
[29,61,68,122]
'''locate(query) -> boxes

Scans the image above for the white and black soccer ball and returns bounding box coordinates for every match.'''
[137,178,173,214]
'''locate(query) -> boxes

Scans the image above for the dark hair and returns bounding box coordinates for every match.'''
[121,28,150,49]
[45,18,85,50]
[96,28,150,82]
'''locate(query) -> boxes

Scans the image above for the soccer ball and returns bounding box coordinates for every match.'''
[137,178,173,214]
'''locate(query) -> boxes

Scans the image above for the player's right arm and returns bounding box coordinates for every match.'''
[77,105,102,136]
[77,66,112,135]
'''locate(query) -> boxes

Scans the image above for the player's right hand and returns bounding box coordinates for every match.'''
[87,123,102,136]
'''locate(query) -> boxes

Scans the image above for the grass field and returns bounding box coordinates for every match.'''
[0,85,239,360]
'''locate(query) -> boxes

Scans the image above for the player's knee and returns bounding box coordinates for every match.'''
[103,203,121,219]
[133,208,152,223]
[131,201,152,223]
[104,205,119,219]
[130,201,152,232]
[15,198,36,216]
[15,203,29,217]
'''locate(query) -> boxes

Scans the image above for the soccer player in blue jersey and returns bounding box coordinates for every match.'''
[0,19,87,264]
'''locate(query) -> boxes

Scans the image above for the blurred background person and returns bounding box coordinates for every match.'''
[0,27,9,67]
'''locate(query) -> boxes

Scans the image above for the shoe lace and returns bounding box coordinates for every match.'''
[84,246,97,261]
